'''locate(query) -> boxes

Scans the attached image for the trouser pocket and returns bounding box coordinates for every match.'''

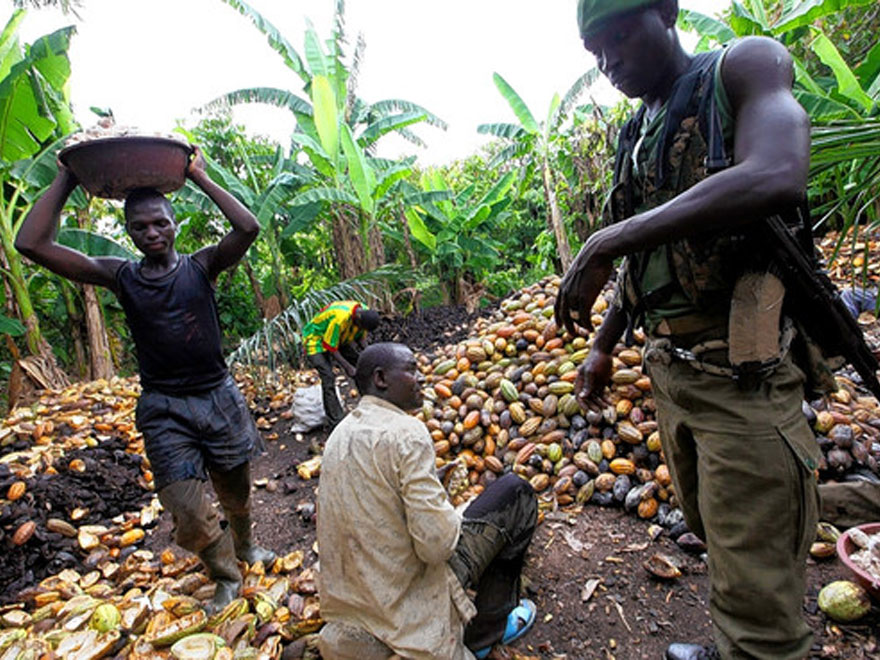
[776,415,821,558]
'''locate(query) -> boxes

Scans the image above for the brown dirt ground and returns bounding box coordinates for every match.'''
[146,378,880,660]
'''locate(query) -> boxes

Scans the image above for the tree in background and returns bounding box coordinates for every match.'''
[477,70,600,272]
[0,11,75,373]
[202,0,446,282]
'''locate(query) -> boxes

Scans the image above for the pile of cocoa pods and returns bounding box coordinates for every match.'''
[417,276,880,530]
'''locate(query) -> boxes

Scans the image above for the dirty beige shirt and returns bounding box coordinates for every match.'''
[317,395,477,660]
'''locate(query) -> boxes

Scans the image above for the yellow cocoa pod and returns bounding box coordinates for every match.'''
[617,422,644,445]
[529,474,550,492]
[601,439,617,460]
[618,349,642,366]
[547,381,574,395]
[611,368,640,385]
[7,481,26,501]
[638,498,659,519]
[519,417,542,437]
[616,399,633,417]
[609,458,636,475]
[646,431,662,453]
[595,473,616,492]
[120,528,145,547]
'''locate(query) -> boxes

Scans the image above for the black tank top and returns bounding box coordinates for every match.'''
[116,255,228,394]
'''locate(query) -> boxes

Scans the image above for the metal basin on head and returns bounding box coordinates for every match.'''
[59,136,193,200]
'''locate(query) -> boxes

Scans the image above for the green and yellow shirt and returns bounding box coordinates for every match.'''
[302,301,367,355]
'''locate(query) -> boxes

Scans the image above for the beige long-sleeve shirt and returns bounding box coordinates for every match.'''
[317,395,477,660]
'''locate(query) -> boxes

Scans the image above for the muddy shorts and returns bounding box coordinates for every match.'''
[136,376,261,491]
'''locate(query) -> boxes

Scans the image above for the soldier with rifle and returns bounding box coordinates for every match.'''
[556,1,880,658]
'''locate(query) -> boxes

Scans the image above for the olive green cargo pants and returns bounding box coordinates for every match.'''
[645,344,820,660]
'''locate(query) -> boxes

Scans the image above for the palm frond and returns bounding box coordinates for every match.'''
[553,68,601,128]
[367,99,448,130]
[228,264,410,370]
[195,87,313,118]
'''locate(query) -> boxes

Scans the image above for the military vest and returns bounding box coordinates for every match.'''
[607,49,771,336]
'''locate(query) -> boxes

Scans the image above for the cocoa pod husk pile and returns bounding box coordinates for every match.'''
[0,548,320,659]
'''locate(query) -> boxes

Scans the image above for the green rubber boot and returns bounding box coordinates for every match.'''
[228,514,277,566]
[198,530,242,613]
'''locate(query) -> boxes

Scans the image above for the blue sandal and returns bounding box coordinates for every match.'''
[474,598,537,659]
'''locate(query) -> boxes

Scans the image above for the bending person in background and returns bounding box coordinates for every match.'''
[301,300,380,430]
[15,147,274,612]
[556,1,820,658]
[317,342,538,660]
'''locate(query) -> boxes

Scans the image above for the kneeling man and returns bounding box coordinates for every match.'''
[317,343,537,659]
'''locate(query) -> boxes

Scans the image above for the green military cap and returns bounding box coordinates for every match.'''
[577,0,663,39]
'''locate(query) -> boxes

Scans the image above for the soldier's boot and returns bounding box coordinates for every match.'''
[198,530,242,614]
[227,513,276,566]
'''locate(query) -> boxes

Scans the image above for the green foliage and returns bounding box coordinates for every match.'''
[679,0,880,244]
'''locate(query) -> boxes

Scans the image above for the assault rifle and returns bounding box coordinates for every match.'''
[763,213,880,401]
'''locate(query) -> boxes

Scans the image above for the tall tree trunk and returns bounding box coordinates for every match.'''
[0,220,46,357]
[265,227,290,308]
[60,283,88,380]
[243,261,268,317]
[83,285,114,380]
[542,161,573,272]
[331,206,366,280]
[76,209,114,380]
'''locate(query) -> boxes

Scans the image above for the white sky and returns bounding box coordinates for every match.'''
[7,0,728,166]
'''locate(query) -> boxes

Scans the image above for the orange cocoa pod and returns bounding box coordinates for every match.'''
[655,464,672,487]
[544,338,564,352]
[638,498,659,519]
[13,521,36,546]
[463,410,480,430]
[7,481,26,501]
[434,383,452,399]
[484,456,504,473]
[515,442,537,465]
[483,436,496,457]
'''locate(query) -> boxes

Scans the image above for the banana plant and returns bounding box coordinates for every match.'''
[201,0,446,281]
[478,70,600,271]
[0,11,77,357]
[678,0,878,120]
[402,169,516,305]
[171,141,313,309]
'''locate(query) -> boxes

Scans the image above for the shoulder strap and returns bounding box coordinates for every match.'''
[655,49,726,186]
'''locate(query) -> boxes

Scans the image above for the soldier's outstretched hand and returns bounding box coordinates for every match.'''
[555,234,614,336]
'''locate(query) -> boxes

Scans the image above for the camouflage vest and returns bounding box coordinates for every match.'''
[607,49,769,334]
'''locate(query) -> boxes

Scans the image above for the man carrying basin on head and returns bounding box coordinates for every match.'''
[301,300,380,430]
[317,342,538,660]
[556,1,822,658]
[16,146,275,612]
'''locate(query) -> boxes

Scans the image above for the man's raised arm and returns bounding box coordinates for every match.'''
[188,147,259,281]
[15,165,123,290]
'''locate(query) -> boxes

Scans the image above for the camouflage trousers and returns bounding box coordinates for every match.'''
[645,342,820,660]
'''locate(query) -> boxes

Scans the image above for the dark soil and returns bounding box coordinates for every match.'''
[0,437,155,602]
[372,304,494,354]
